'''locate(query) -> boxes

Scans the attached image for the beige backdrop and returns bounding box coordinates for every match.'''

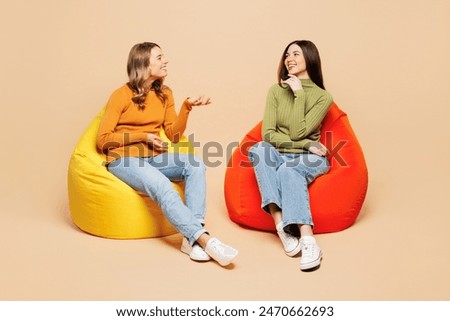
[1,0,449,300]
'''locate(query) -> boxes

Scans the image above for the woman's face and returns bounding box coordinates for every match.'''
[148,46,168,80]
[284,44,308,78]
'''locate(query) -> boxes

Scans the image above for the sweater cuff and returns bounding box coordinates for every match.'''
[135,132,149,142]
[293,90,305,99]
[183,98,193,111]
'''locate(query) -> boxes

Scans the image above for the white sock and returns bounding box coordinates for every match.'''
[276,221,284,232]
[301,235,316,243]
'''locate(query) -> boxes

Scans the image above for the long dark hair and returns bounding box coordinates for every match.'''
[277,40,325,90]
[126,42,167,109]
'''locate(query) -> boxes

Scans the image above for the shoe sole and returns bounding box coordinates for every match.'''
[204,238,239,266]
[207,251,238,266]
[285,242,302,257]
[180,243,211,262]
[299,251,322,270]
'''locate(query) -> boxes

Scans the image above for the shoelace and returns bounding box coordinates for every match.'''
[302,242,316,257]
[210,241,224,253]
[279,230,298,247]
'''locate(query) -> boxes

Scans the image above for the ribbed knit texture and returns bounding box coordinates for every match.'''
[262,79,333,153]
[97,84,192,164]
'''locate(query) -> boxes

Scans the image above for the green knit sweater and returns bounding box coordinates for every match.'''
[262,79,333,153]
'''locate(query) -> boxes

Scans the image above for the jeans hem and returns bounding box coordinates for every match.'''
[191,228,208,245]
[196,218,206,225]
[282,220,314,229]
[261,200,282,214]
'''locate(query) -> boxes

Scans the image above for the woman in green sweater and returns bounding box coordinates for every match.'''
[248,40,333,270]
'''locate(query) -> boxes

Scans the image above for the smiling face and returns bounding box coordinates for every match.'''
[147,46,168,81]
[284,44,309,78]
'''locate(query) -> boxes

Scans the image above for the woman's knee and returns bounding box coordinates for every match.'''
[248,141,273,164]
[277,162,307,179]
[107,157,143,179]
[249,141,272,154]
[183,154,206,175]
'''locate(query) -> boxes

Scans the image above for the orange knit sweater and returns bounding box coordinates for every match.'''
[96,84,192,164]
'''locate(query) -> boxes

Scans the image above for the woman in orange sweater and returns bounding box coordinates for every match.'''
[97,42,238,266]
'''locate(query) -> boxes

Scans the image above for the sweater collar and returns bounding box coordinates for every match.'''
[300,78,315,87]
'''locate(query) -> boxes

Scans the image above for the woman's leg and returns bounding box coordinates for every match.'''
[276,153,329,229]
[150,153,206,225]
[248,141,283,213]
[148,153,210,262]
[109,156,238,266]
[249,142,301,256]
[276,153,329,270]
[108,157,206,244]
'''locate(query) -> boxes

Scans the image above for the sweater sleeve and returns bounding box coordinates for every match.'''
[262,87,313,150]
[162,89,192,143]
[276,136,314,150]
[289,89,333,141]
[264,129,314,150]
[96,90,148,151]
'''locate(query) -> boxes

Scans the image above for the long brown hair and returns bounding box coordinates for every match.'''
[126,42,167,109]
[277,40,325,90]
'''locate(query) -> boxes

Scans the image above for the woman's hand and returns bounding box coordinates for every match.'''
[308,141,328,157]
[187,95,212,107]
[147,133,169,152]
[281,74,302,92]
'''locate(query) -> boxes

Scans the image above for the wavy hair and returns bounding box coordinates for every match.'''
[277,40,325,90]
[126,42,167,109]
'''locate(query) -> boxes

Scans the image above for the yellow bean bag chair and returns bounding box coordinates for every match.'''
[67,107,195,239]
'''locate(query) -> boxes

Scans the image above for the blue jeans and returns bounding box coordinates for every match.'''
[248,141,330,233]
[108,153,207,245]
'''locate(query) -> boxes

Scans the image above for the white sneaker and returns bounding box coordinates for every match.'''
[181,237,210,262]
[204,238,238,266]
[276,223,301,257]
[299,236,322,270]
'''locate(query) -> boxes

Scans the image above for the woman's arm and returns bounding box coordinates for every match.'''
[262,87,312,149]
[271,135,315,150]
[96,91,148,151]
[162,89,191,143]
[163,90,211,143]
[262,84,331,151]
[289,90,332,141]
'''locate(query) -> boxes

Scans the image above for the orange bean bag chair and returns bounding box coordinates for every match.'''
[224,102,368,234]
